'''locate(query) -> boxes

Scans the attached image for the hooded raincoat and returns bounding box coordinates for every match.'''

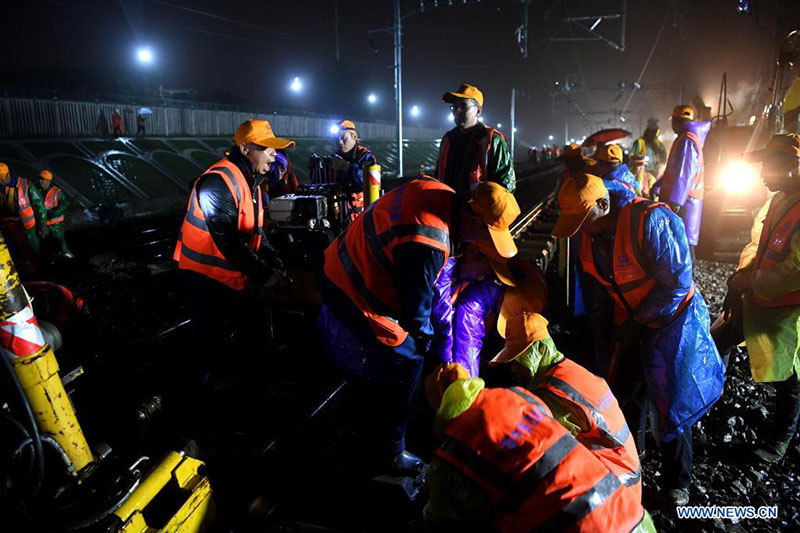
[605,164,640,196]
[659,121,711,246]
[580,188,724,444]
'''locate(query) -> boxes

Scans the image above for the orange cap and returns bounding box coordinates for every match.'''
[670,105,695,120]
[39,170,53,181]
[468,181,520,259]
[595,143,623,164]
[746,133,800,161]
[425,363,471,410]
[552,174,608,238]
[442,83,484,107]
[338,119,357,133]
[0,162,8,178]
[497,258,548,336]
[491,312,550,364]
[234,120,295,149]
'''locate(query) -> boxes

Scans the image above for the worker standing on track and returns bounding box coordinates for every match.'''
[318,180,519,476]
[331,120,376,221]
[658,105,711,261]
[554,173,724,505]
[631,154,656,199]
[630,118,668,177]
[422,363,653,532]
[593,143,640,195]
[38,169,73,259]
[173,119,291,396]
[436,83,515,196]
[713,133,800,464]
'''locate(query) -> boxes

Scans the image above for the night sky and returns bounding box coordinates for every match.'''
[2,0,799,145]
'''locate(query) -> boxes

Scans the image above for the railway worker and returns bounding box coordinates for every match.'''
[0,162,48,257]
[658,105,712,261]
[430,253,546,377]
[712,133,800,464]
[111,109,124,136]
[553,173,724,506]
[422,363,654,532]
[436,83,515,196]
[330,119,377,220]
[37,170,73,259]
[631,154,656,199]
[265,150,298,200]
[630,118,668,177]
[592,143,640,196]
[173,120,291,394]
[490,312,642,501]
[318,180,520,476]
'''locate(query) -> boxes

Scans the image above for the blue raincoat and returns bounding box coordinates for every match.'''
[604,164,640,196]
[431,257,504,376]
[659,121,711,246]
[581,189,724,444]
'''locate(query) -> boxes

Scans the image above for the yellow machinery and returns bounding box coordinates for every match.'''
[0,232,214,531]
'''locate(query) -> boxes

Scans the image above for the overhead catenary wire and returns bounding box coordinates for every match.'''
[619,0,678,119]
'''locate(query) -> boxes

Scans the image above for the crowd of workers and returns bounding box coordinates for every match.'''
[2,78,799,530]
[166,83,800,529]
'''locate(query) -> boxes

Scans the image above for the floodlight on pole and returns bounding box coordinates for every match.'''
[368,93,377,104]
[290,77,303,93]
[136,47,153,64]
[548,135,554,141]
[497,123,503,129]
[410,105,420,117]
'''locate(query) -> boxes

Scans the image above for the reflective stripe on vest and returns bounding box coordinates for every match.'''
[580,199,695,327]
[323,179,453,346]
[662,131,704,201]
[437,127,501,191]
[44,187,64,226]
[536,359,642,496]
[436,386,643,532]
[173,159,263,290]
[17,178,36,230]
[752,194,800,307]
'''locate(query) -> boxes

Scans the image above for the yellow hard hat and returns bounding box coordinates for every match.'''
[39,170,54,181]
[670,105,695,120]
[0,162,8,178]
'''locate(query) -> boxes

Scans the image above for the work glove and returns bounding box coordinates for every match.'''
[36,224,50,239]
[329,155,350,172]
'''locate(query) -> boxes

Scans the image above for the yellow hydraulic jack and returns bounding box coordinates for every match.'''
[0,233,214,531]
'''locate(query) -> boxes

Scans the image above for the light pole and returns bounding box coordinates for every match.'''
[393,0,403,177]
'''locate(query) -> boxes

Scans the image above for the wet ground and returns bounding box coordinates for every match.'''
[643,260,800,531]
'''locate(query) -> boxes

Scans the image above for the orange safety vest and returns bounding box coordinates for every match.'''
[436,386,645,532]
[323,178,453,346]
[437,126,503,190]
[751,194,800,308]
[16,178,36,231]
[580,198,695,327]
[661,130,704,201]
[44,186,65,226]
[536,358,642,500]
[173,159,263,290]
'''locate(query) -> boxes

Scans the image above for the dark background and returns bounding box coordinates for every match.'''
[2,0,799,144]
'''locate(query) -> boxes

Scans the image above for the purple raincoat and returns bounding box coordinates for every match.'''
[431,257,504,376]
[659,121,711,246]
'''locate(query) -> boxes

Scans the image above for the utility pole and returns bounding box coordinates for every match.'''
[510,88,516,162]
[334,0,340,62]
[394,0,403,177]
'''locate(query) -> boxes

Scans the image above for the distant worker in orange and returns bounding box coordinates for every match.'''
[111,109,124,136]
[330,120,376,220]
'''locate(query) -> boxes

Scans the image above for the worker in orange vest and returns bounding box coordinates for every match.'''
[0,162,48,257]
[111,109,124,136]
[437,83,515,196]
[422,363,655,532]
[318,180,520,476]
[713,134,800,464]
[330,120,376,221]
[553,173,724,505]
[173,120,293,395]
[490,311,642,501]
[37,170,73,259]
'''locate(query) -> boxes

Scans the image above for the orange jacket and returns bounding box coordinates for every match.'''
[437,386,645,532]
[323,178,453,346]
